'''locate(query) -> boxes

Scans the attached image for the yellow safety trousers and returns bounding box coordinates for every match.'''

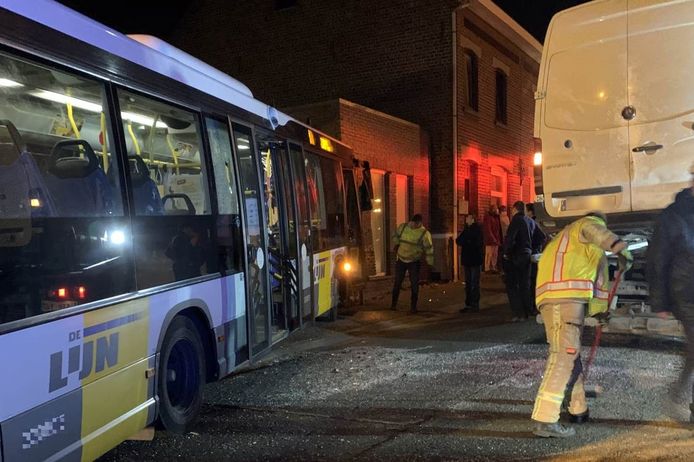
[531,302,588,423]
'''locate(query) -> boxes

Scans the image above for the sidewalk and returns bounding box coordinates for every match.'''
[333,273,544,348]
[346,272,511,317]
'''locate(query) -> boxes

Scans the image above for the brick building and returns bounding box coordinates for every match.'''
[172,0,541,280]
[288,99,430,282]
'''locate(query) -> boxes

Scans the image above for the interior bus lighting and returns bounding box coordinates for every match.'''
[0,78,23,87]
[121,112,168,128]
[31,90,102,113]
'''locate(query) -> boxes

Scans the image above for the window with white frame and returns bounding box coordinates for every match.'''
[395,174,409,226]
[370,170,386,276]
[490,166,507,207]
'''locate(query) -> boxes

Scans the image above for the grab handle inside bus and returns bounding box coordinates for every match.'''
[162,193,196,215]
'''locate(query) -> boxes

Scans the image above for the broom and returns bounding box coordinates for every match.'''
[583,270,622,397]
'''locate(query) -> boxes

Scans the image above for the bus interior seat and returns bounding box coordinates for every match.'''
[128,154,164,215]
[44,139,115,216]
[0,120,56,218]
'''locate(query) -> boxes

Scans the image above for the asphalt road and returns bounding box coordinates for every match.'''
[100,277,694,461]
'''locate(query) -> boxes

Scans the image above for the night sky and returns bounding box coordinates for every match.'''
[58,0,591,44]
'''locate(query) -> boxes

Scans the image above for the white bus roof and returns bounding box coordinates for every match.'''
[1,0,291,126]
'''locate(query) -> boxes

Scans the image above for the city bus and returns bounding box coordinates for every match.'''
[0,1,362,460]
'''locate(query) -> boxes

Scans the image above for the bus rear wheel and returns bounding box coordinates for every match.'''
[157,316,205,433]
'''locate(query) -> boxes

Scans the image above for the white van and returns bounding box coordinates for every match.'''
[534,0,694,226]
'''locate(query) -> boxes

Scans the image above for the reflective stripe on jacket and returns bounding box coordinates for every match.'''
[393,223,434,265]
[536,216,610,315]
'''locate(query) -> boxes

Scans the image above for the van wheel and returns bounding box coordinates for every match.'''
[158,316,205,433]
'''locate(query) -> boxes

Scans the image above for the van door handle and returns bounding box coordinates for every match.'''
[632,142,663,153]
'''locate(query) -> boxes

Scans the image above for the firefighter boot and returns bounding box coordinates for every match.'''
[533,422,576,438]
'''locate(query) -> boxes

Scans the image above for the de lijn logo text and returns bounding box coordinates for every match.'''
[49,329,119,392]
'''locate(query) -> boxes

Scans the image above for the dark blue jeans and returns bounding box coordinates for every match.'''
[391,260,421,311]
[671,311,694,409]
[504,255,532,318]
[464,265,481,309]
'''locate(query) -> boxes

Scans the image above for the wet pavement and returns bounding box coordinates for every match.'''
[100,275,694,461]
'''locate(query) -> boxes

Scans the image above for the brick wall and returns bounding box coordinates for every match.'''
[455,9,537,231]
[172,0,455,230]
[286,99,429,288]
[172,0,539,279]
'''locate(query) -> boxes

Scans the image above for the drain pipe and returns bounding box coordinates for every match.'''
[452,0,471,282]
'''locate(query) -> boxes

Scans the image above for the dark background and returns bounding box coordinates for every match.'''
[57,1,590,43]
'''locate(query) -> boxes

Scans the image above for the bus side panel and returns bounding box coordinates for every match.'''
[79,302,151,461]
[79,359,152,461]
[1,389,83,462]
[0,274,246,460]
[145,273,247,377]
[313,247,345,316]
[217,273,247,376]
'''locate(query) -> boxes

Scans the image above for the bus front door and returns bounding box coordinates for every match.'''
[232,123,271,358]
[257,135,301,342]
[289,143,314,323]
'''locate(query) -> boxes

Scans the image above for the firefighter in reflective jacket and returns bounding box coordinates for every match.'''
[391,214,434,313]
[531,212,632,438]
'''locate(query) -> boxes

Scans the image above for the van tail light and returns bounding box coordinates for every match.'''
[533,137,544,195]
[76,286,87,300]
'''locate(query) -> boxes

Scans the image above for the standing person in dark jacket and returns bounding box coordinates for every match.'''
[647,164,694,421]
[526,203,547,314]
[457,213,484,313]
[503,201,543,321]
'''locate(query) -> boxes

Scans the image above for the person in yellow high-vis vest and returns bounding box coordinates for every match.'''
[531,212,632,438]
[391,214,434,313]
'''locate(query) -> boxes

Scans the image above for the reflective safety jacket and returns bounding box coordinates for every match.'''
[536,216,611,316]
[393,223,434,265]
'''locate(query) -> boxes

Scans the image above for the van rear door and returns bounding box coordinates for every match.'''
[539,0,631,217]
[627,0,694,211]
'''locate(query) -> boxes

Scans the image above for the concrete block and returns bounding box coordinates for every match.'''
[608,316,633,332]
[646,318,684,336]
[631,317,648,330]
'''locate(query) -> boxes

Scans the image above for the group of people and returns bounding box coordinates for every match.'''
[388,165,694,437]
[456,201,545,320]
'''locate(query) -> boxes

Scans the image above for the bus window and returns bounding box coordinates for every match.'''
[304,152,346,251]
[343,169,360,245]
[0,51,133,324]
[205,116,243,274]
[117,91,216,288]
[117,90,211,216]
[318,156,346,249]
[304,152,324,250]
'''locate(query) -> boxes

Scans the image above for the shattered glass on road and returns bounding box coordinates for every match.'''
[101,280,694,461]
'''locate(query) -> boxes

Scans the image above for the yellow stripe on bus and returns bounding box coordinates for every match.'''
[80,299,150,460]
